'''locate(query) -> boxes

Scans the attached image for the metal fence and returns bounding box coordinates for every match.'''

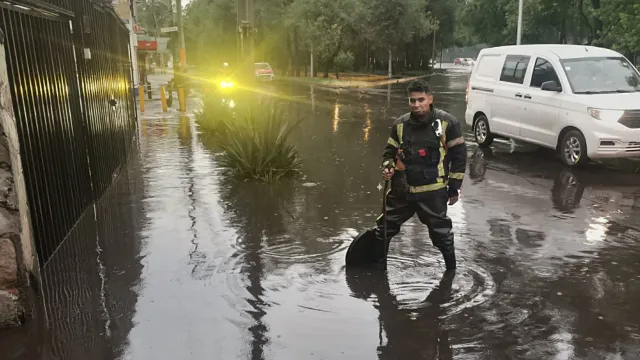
[0,0,136,266]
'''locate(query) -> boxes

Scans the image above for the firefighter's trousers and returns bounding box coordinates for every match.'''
[374,188,456,270]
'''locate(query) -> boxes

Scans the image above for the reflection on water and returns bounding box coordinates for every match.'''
[5,74,640,359]
[332,101,340,134]
[363,103,372,142]
[345,268,456,359]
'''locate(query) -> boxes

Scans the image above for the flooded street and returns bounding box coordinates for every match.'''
[3,69,640,359]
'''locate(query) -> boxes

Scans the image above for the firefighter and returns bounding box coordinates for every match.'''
[376,79,467,271]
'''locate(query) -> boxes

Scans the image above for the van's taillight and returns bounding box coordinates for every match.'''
[465,82,469,104]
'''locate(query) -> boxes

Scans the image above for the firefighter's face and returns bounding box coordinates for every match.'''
[408,91,433,115]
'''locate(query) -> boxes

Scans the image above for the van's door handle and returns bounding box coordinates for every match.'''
[524,94,532,99]
[515,93,523,98]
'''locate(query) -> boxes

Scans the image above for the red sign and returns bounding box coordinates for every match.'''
[137,40,157,51]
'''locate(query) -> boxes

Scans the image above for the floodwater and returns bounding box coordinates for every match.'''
[3,69,640,359]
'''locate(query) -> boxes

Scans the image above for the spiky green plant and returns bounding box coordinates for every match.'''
[217,100,303,183]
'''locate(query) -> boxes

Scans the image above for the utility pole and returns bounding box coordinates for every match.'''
[176,0,186,69]
[237,0,254,79]
[517,0,523,45]
[432,27,437,67]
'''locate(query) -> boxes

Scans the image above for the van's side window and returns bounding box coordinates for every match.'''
[500,55,530,84]
[530,58,560,88]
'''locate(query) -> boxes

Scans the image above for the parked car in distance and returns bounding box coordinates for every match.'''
[465,44,640,167]
[454,58,468,66]
[255,62,275,81]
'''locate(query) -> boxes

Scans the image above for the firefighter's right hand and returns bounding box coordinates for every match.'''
[382,167,394,181]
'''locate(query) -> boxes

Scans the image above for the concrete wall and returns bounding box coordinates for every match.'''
[0,30,39,328]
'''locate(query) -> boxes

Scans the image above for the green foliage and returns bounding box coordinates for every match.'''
[181,0,640,74]
[183,0,237,67]
[135,0,173,32]
[216,100,303,183]
[184,0,440,74]
[599,0,640,55]
[288,0,359,64]
[334,50,355,71]
[455,0,640,57]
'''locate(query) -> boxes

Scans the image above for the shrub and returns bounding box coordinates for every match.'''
[334,50,355,71]
[217,100,303,183]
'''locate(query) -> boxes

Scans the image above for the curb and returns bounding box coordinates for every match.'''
[280,74,431,89]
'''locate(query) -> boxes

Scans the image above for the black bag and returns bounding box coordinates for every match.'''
[345,180,389,267]
[345,228,380,266]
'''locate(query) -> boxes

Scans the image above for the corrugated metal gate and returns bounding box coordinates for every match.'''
[0,0,136,266]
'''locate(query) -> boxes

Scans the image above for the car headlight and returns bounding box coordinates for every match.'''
[587,108,624,122]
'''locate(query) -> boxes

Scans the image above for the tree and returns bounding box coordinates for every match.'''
[361,0,435,77]
[183,0,237,69]
[135,0,174,34]
[287,0,361,78]
[599,0,640,59]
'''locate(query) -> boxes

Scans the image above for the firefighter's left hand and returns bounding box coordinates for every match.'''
[447,188,460,205]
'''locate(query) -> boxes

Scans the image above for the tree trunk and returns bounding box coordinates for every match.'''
[310,51,314,78]
[365,41,369,73]
[590,0,602,43]
[292,33,300,77]
[326,41,343,79]
[388,48,392,78]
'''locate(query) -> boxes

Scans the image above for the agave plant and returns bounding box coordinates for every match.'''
[217,100,303,183]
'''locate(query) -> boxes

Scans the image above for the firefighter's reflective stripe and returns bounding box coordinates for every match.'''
[383,159,396,169]
[409,180,448,193]
[387,137,399,148]
[397,123,404,145]
[447,136,465,148]
[438,147,446,176]
[437,120,449,177]
[450,172,465,180]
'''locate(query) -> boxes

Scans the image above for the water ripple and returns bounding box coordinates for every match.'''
[376,254,496,317]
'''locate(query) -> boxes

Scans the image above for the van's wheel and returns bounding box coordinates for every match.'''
[474,115,494,147]
[559,130,588,167]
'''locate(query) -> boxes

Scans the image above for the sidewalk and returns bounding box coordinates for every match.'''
[147,72,173,87]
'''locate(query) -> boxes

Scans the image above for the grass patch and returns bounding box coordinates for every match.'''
[400,70,432,76]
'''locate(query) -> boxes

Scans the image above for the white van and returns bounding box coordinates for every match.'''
[465,44,640,167]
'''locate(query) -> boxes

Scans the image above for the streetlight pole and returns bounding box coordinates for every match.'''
[517,0,523,45]
[176,0,186,69]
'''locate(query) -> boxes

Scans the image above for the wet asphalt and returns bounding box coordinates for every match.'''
[2,68,640,359]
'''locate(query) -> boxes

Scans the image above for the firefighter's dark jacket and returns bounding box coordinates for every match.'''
[382,106,466,195]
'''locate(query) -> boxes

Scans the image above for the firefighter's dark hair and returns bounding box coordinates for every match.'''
[407,80,432,94]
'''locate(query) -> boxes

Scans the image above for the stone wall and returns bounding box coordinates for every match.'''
[0,29,38,328]
[0,132,24,327]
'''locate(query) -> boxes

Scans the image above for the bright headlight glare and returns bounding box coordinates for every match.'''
[587,108,624,122]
